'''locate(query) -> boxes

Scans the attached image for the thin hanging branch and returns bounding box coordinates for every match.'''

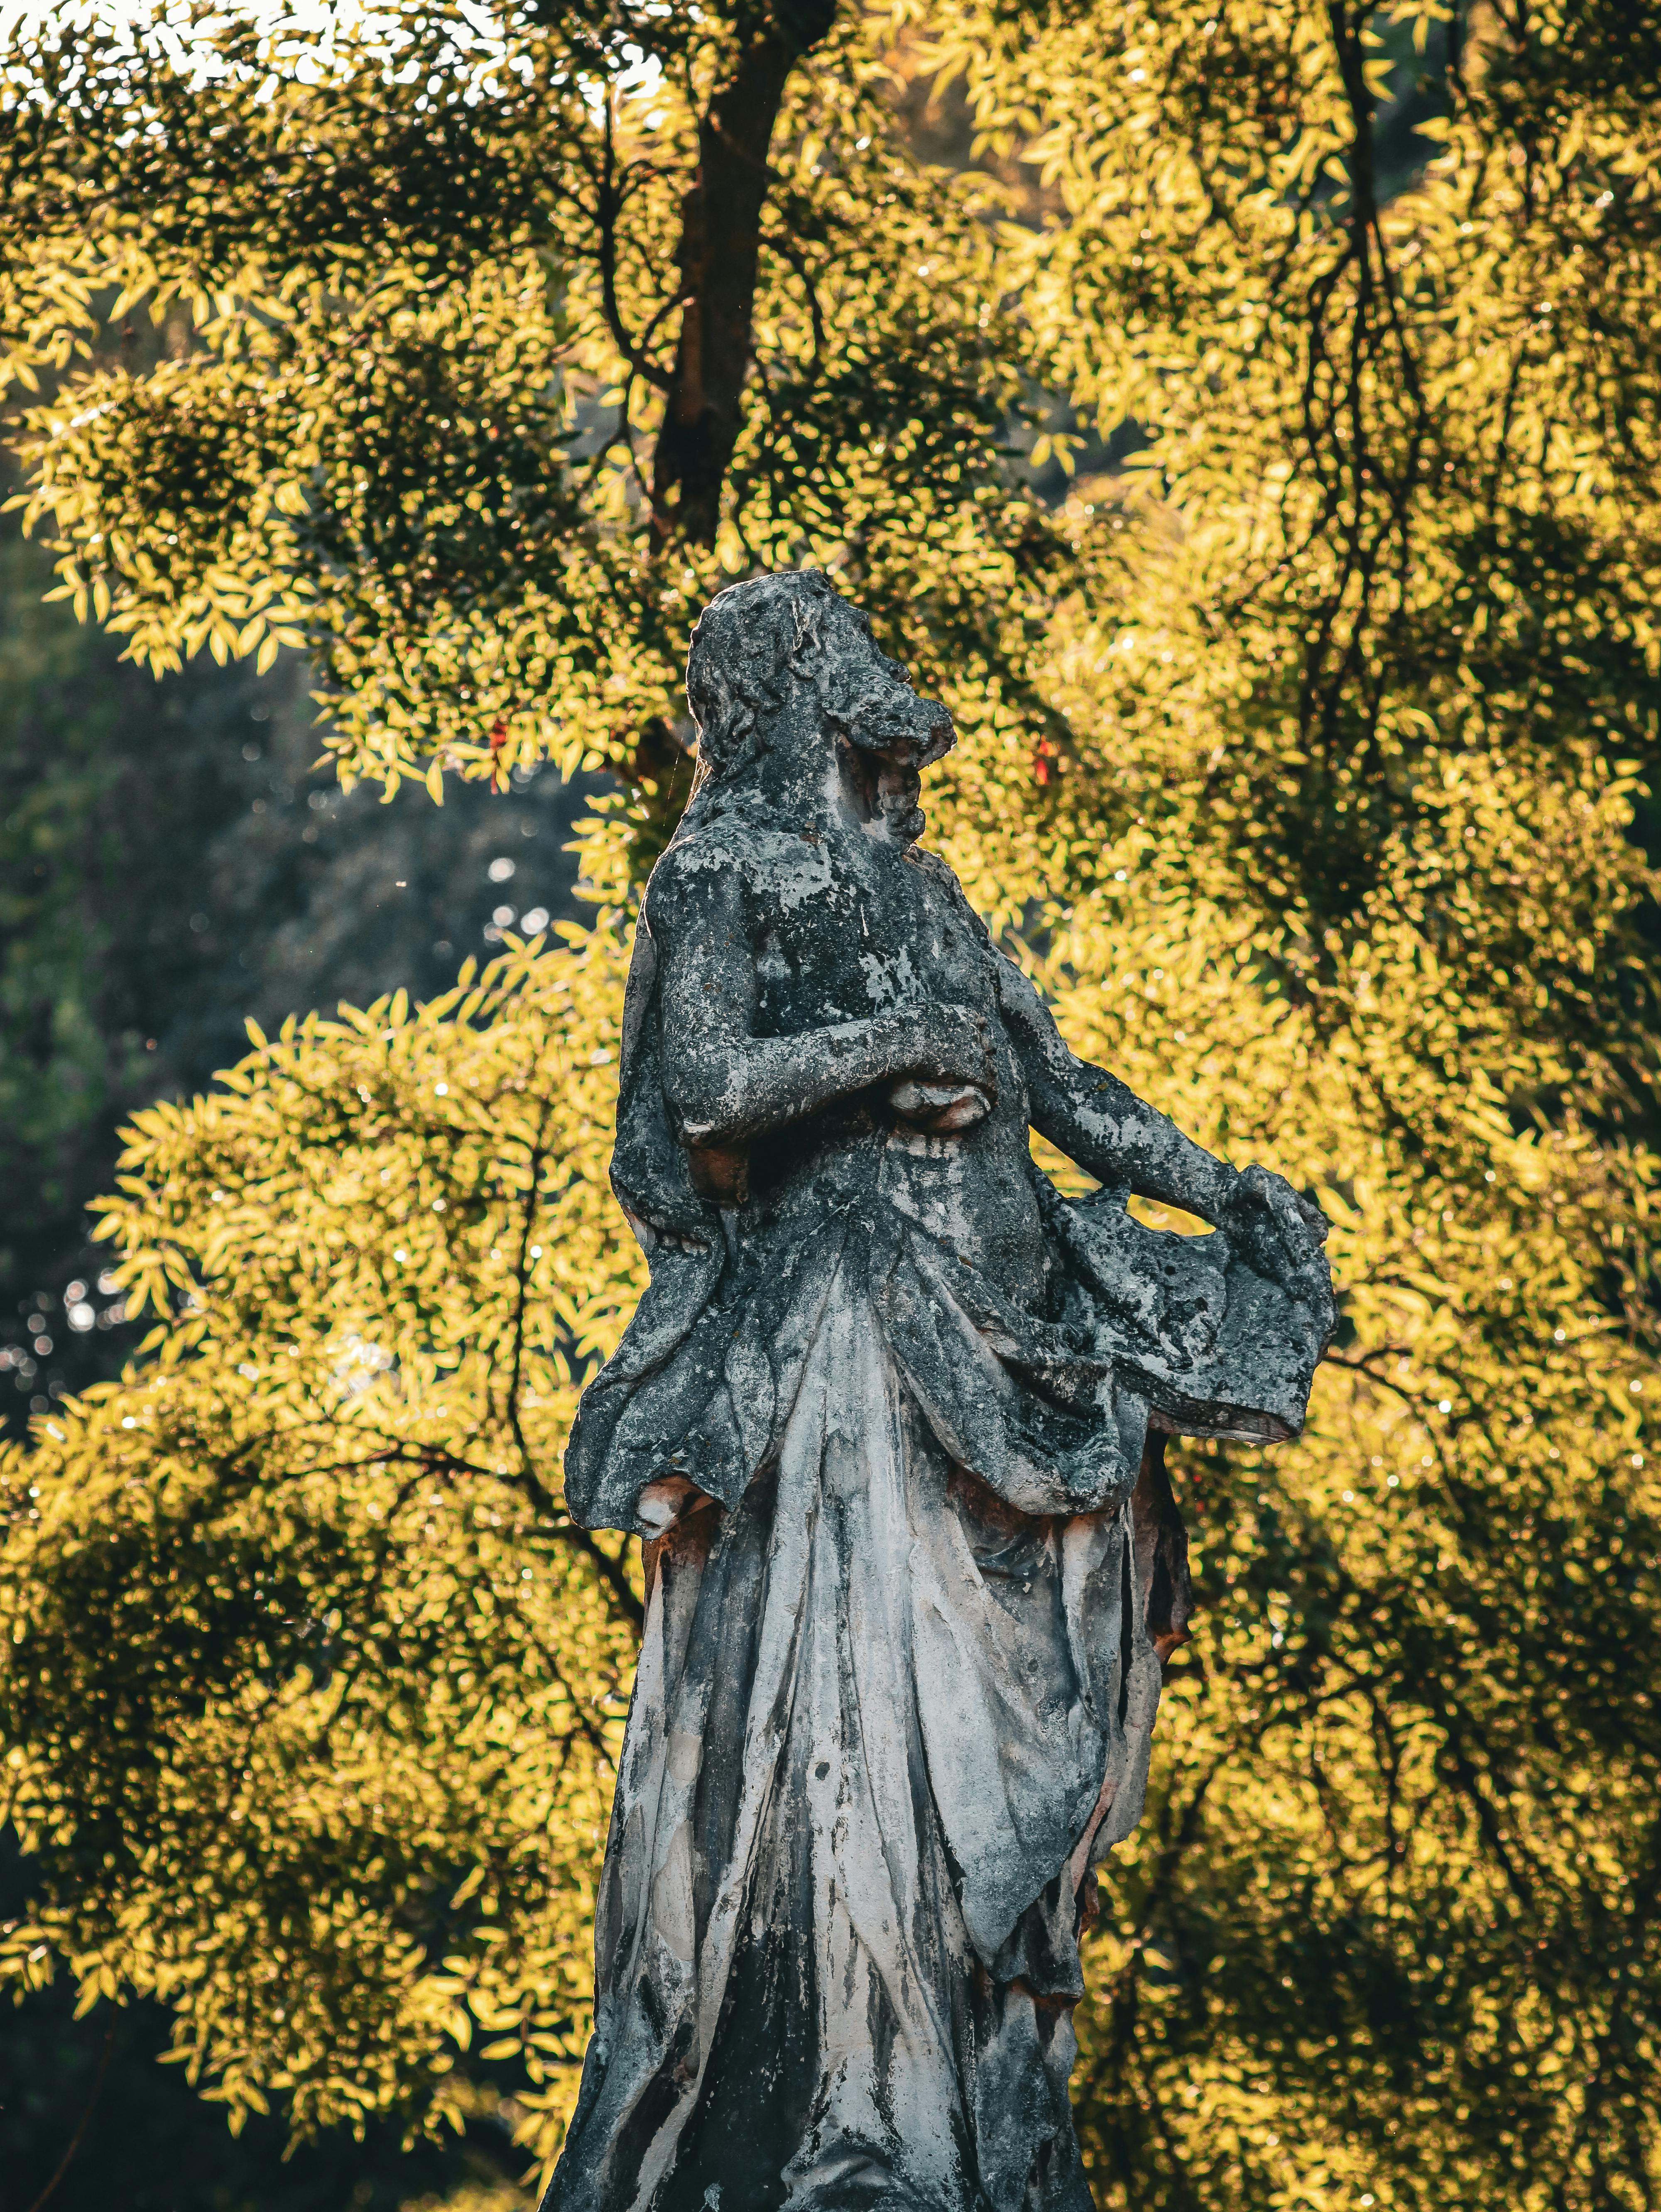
[25,2025,115,2212]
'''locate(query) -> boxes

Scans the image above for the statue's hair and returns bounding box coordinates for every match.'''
[684,569,843,788]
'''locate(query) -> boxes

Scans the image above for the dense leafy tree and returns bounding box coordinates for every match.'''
[3,3,1661,2209]
[0,509,588,1437]
[0,1832,526,2212]
[0,505,586,2200]
[0,0,1064,808]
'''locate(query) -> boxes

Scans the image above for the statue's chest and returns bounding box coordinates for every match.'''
[751,851,991,1035]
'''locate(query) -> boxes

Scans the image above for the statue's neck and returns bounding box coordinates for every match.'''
[695,703,915,852]
[743,715,857,835]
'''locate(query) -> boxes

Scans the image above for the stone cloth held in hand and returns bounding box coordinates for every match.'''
[540,572,1336,2212]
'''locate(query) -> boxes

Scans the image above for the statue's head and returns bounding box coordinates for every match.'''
[684,570,953,845]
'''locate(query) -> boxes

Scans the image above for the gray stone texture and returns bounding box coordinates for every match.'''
[544,572,1335,2212]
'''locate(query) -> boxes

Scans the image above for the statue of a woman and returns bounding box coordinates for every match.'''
[544,571,1333,2212]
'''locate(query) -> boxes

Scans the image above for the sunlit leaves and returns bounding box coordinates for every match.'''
[3,1,1661,2206]
[922,0,1661,934]
[0,0,1082,798]
[0,927,645,2166]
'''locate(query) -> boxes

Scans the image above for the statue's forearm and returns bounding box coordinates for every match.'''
[650,858,995,1151]
[1031,1062,1237,1222]
[668,1012,916,1148]
[997,954,1236,1221]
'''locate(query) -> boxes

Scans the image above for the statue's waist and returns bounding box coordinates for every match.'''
[733,1131,1046,1299]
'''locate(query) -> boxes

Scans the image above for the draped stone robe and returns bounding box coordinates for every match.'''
[541,798,1332,2212]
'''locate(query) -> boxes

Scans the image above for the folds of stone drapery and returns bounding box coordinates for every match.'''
[563,1184,1147,1540]
[544,1253,1165,2212]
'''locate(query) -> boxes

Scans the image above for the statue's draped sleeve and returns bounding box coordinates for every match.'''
[607,904,721,1247]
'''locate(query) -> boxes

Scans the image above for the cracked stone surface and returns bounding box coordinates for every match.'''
[544,571,1335,2212]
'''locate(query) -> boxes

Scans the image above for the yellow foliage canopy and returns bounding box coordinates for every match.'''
[3,0,1661,2205]
[1,935,644,2151]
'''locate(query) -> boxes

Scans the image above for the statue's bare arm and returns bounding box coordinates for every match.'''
[649,854,998,1148]
[995,952,1329,1273]
[994,952,1237,1220]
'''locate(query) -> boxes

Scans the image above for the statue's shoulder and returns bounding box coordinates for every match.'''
[906,844,994,944]
[643,808,806,938]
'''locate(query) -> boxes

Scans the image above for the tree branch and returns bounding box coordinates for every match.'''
[651,0,840,543]
[26,2025,115,2212]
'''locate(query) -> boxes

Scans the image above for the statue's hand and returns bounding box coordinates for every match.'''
[1221,1163,1330,1286]
[901,1001,1000,1105]
[888,1079,993,1134]
[886,1003,997,1132]
[620,1202,714,1258]
[636,1474,715,1537]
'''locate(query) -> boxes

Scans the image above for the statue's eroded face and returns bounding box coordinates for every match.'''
[822,602,953,849]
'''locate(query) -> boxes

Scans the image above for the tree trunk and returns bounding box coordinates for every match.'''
[652,0,838,544]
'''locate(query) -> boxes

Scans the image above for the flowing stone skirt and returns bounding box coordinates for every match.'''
[544,1256,1169,2212]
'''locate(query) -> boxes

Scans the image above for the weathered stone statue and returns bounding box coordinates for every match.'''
[544,572,1334,2212]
